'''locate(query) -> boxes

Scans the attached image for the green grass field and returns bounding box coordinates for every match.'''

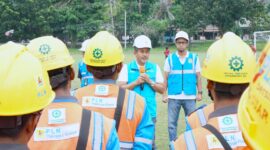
[69,41,263,149]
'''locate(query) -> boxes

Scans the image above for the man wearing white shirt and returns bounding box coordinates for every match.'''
[118,35,164,149]
[163,31,202,148]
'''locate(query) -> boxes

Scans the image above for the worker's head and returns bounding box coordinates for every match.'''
[0,42,54,143]
[79,39,91,56]
[202,32,256,102]
[133,35,152,65]
[238,43,270,150]
[27,36,75,91]
[175,31,189,52]
[83,31,124,80]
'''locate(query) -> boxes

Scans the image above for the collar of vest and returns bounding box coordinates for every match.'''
[53,96,78,103]
[208,105,238,119]
[0,144,28,150]
[130,60,153,70]
[93,79,116,84]
[175,50,190,58]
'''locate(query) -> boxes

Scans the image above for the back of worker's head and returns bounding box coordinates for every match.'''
[238,43,270,150]
[83,31,124,79]
[0,42,54,141]
[27,36,75,90]
[202,32,256,101]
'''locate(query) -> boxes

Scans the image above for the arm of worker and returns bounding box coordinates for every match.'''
[117,64,145,90]
[133,100,154,149]
[162,57,170,103]
[195,56,202,101]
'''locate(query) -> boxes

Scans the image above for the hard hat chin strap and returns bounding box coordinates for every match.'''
[0,116,22,128]
[213,82,248,96]
[49,67,71,90]
[90,66,116,79]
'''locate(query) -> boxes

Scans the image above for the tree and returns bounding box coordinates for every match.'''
[171,0,207,35]
[177,0,267,34]
[0,0,54,42]
[49,0,110,47]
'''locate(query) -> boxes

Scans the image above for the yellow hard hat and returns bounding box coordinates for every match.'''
[83,31,124,67]
[238,43,270,150]
[27,36,74,71]
[202,32,256,83]
[0,42,55,116]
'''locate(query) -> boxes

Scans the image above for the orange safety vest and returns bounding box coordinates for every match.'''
[174,108,250,150]
[187,103,214,129]
[75,83,153,149]
[28,100,116,150]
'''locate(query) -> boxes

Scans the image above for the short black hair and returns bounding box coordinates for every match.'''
[48,66,72,90]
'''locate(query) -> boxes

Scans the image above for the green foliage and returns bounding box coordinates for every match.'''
[174,0,268,34]
[0,0,110,45]
[0,0,269,46]
[0,0,53,42]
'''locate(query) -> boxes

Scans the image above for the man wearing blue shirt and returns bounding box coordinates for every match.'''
[118,35,165,149]
[163,31,202,148]
[78,39,94,87]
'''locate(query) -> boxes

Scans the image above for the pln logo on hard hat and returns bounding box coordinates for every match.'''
[93,48,103,59]
[39,44,51,55]
[229,56,244,72]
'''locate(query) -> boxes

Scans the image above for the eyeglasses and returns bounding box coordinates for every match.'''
[176,41,188,45]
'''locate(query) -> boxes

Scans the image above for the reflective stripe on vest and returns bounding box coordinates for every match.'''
[135,137,152,145]
[53,98,78,103]
[170,141,175,150]
[120,142,133,149]
[185,116,192,131]
[184,130,197,150]
[93,112,103,149]
[169,70,196,74]
[126,91,136,120]
[196,109,207,126]
[82,76,94,80]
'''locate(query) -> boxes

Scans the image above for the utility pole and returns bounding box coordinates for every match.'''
[138,0,142,14]
[124,11,127,49]
[109,0,115,35]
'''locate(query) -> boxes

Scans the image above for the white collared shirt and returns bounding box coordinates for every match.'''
[117,61,164,83]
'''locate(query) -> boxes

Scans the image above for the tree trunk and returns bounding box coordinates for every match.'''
[138,0,141,14]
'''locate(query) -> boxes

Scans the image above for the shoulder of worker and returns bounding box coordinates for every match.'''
[173,127,208,150]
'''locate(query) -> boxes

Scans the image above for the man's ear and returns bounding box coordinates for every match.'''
[70,67,75,80]
[133,48,137,55]
[25,113,41,137]
[116,63,123,73]
[86,65,92,73]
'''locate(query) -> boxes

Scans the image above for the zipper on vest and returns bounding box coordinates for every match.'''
[182,64,184,92]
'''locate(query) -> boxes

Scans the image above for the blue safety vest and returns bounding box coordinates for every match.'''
[78,61,94,87]
[167,52,197,95]
[127,60,157,118]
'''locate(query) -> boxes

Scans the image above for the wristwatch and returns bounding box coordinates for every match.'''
[198,91,203,94]
[150,80,156,87]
